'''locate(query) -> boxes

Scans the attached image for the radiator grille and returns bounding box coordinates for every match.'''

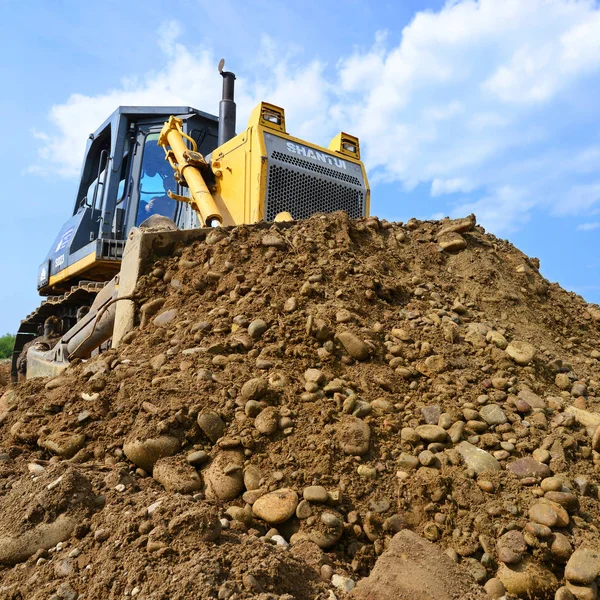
[271,151,361,185]
[265,165,365,221]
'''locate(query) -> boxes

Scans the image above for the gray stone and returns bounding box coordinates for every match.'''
[480,404,507,426]
[565,548,600,585]
[303,486,328,503]
[497,530,527,564]
[248,319,268,340]
[507,457,552,479]
[457,441,501,474]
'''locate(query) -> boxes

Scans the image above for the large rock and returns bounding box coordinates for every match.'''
[252,488,298,524]
[505,341,536,366]
[565,548,600,585]
[203,450,244,501]
[123,435,180,472]
[497,557,558,599]
[350,530,486,600]
[457,441,501,474]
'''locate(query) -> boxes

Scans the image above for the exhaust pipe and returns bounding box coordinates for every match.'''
[217,59,236,147]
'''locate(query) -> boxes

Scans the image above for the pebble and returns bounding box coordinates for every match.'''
[331,575,355,593]
[507,457,552,479]
[203,450,245,501]
[497,557,558,598]
[415,424,448,443]
[241,378,268,400]
[497,530,527,564]
[303,486,329,503]
[123,435,180,472]
[565,548,600,585]
[551,532,573,563]
[252,488,298,524]
[337,331,370,361]
[457,441,501,474]
[248,319,268,340]
[255,407,279,435]
[197,411,226,443]
[505,340,537,366]
[484,577,506,599]
[153,456,202,493]
[479,404,507,426]
[187,450,209,466]
[41,433,86,459]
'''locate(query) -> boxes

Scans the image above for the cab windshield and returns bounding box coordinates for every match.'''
[136,133,178,225]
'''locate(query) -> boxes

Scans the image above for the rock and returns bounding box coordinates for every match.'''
[197,411,226,443]
[332,574,355,593]
[566,582,597,600]
[506,341,536,366]
[303,486,329,503]
[349,530,487,600]
[337,417,371,455]
[153,456,202,493]
[252,488,298,524]
[555,373,572,390]
[304,368,326,385]
[486,330,508,349]
[123,435,180,472]
[243,464,262,491]
[168,507,221,543]
[153,309,178,326]
[203,450,244,501]
[555,586,576,600]
[497,557,558,599]
[337,331,370,361]
[507,457,552,479]
[551,533,573,563]
[241,378,268,400]
[41,433,86,459]
[484,577,506,599]
[415,424,448,443]
[565,548,600,585]
[186,450,209,467]
[421,405,441,424]
[457,441,501,474]
[438,232,467,252]
[529,501,570,528]
[255,407,279,435]
[248,319,268,339]
[480,404,508,426]
[518,389,546,409]
[261,234,286,249]
[308,512,344,549]
[438,214,476,236]
[497,530,527,565]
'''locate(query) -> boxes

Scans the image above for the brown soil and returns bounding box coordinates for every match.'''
[1,212,599,599]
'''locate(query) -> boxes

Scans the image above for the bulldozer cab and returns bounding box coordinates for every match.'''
[37,106,219,295]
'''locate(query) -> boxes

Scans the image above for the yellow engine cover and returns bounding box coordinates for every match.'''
[208,102,370,226]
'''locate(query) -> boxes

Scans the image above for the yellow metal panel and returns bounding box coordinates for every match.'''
[48,251,109,287]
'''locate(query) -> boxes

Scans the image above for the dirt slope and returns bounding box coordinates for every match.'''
[1,212,599,600]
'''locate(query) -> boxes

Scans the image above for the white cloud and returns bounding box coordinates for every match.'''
[577,222,600,231]
[30,1,600,235]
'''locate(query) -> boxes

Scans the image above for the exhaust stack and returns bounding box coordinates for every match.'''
[217,59,236,147]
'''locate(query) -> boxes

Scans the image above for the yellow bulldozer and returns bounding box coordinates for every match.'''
[12,61,370,381]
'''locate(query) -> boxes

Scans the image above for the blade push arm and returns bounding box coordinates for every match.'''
[158,116,223,227]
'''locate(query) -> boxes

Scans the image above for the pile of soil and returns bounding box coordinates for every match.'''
[1,212,600,600]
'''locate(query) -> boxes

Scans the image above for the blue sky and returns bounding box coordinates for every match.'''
[1,0,599,334]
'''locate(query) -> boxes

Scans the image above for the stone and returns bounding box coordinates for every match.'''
[197,411,226,443]
[332,574,355,593]
[480,404,508,426]
[497,530,527,565]
[187,450,209,467]
[497,557,558,599]
[261,234,286,249]
[397,453,419,470]
[421,405,441,424]
[123,435,180,472]
[255,407,279,435]
[153,456,202,493]
[505,341,536,366]
[241,378,268,400]
[484,577,506,599]
[337,416,370,456]
[203,450,245,501]
[551,533,573,563]
[555,586,576,600]
[350,530,488,600]
[529,502,566,528]
[486,331,508,350]
[415,424,448,443]
[438,232,467,252]
[507,457,552,479]
[303,486,329,503]
[243,464,262,490]
[41,433,86,459]
[565,548,600,585]
[565,581,597,600]
[248,319,268,339]
[518,389,546,409]
[252,488,298,524]
[304,368,326,385]
[556,373,572,390]
[337,331,370,361]
[153,309,178,326]
[457,441,501,474]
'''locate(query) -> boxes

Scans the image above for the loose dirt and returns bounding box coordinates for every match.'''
[1,212,600,600]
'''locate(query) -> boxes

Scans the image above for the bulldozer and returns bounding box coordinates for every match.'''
[12,62,370,382]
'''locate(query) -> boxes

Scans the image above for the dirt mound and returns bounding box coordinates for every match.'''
[1,212,600,599]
